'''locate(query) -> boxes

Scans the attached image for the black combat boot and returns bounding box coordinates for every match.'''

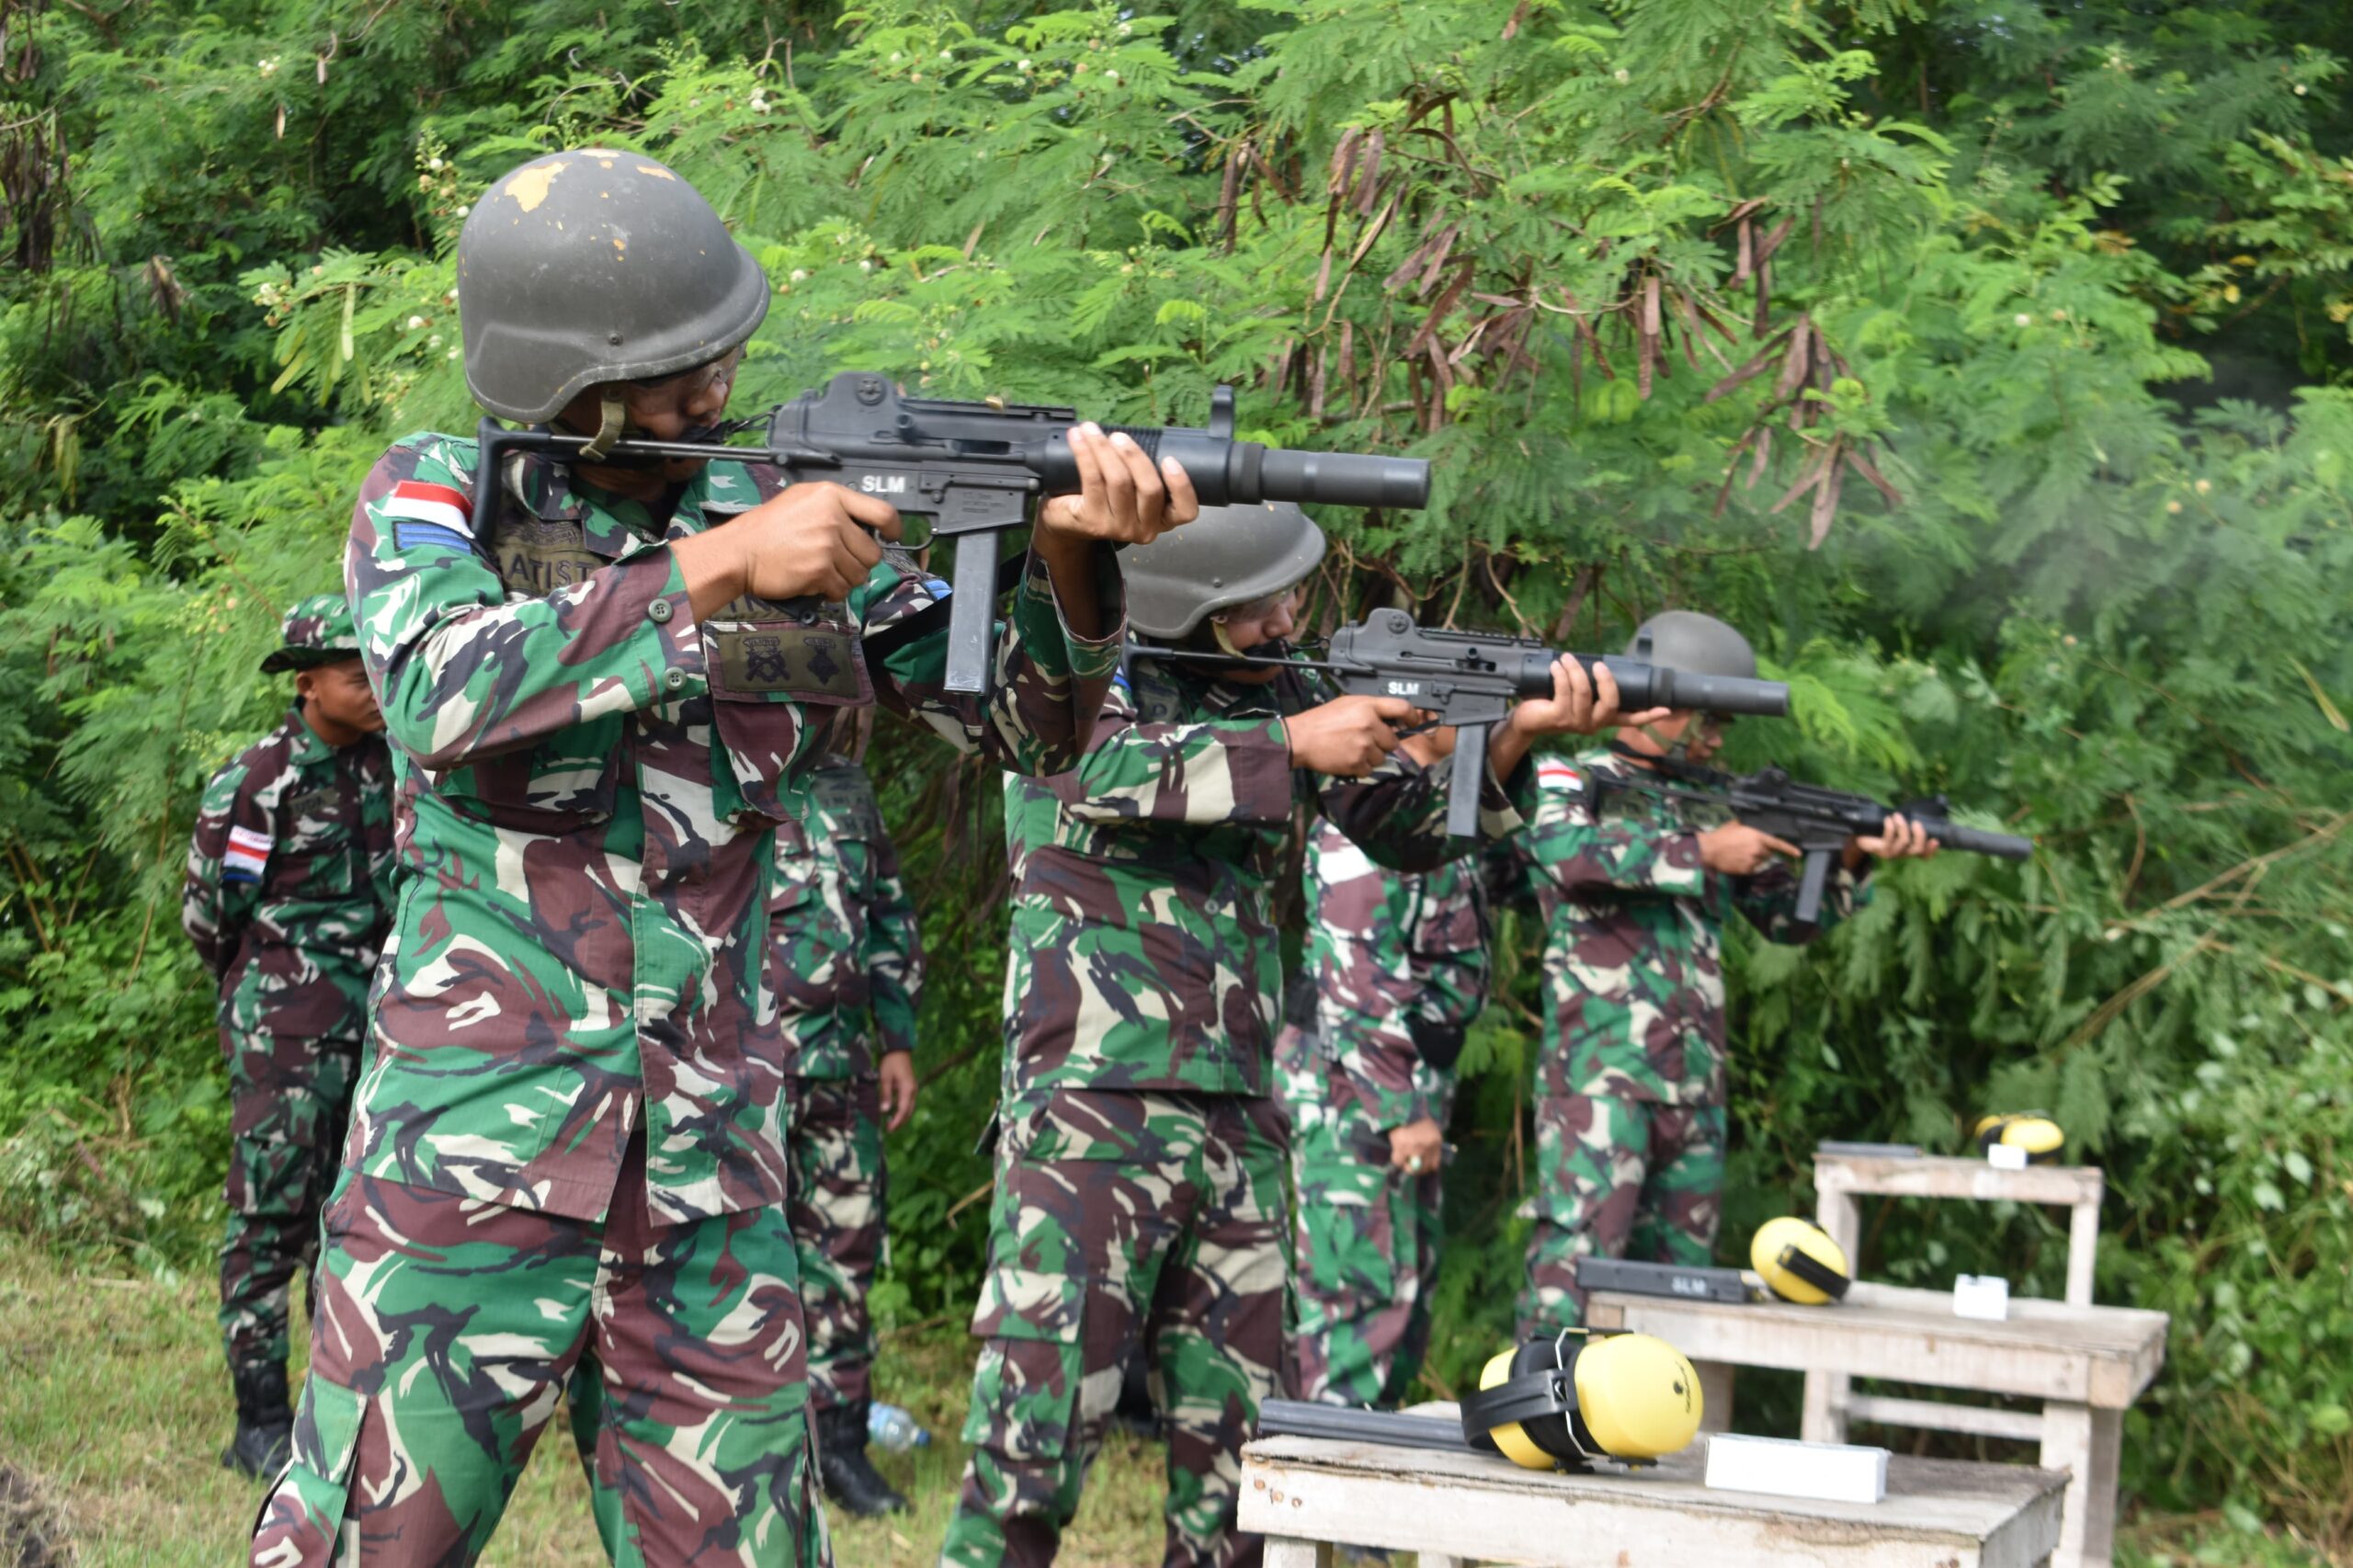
[816,1403,910,1517]
[222,1360,294,1480]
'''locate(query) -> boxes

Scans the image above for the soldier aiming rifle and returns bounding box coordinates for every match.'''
[1493,611,1940,1336]
[248,147,1188,1567]
[940,501,1660,1568]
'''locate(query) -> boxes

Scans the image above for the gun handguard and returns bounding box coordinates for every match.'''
[472,376,1431,695]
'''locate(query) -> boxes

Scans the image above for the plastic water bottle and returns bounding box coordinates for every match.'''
[869,1402,932,1452]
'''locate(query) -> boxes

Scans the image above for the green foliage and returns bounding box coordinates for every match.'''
[2,0,2349,1549]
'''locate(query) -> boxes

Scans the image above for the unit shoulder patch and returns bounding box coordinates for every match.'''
[223,825,274,884]
[1536,759,1586,793]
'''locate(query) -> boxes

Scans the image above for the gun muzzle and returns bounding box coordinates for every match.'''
[1252,448,1431,509]
[1142,432,1430,509]
[1913,819,2035,860]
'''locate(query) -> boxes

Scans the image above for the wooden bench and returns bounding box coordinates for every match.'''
[1240,1425,2068,1567]
[1586,1282,2167,1568]
[1812,1150,2108,1307]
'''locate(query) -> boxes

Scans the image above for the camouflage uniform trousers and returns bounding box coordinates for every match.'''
[1288,1111,1447,1411]
[940,1088,1290,1568]
[220,1026,358,1372]
[1516,1092,1727,1337]
[248,1133,831,1567]
[787,1073,890,1412]
[556,1074,884,1558]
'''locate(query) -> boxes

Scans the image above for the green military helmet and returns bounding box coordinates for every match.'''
[259,592,362,674]
[1625,610,1757,684]
[457,149,769,424]
[1121,501,1325,639]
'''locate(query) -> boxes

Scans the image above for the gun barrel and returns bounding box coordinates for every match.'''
[1605,660,1791,718]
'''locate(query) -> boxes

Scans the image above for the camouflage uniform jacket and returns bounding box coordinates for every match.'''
[771,755,922,1082]
[999,655,1523,1105]
[346,435,1116,1226]
[1293,818,1489,1132]
[1503,746,1866,1107]
[182,706,396,1041]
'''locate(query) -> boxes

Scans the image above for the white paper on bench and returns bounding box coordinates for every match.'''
[1952,1272,2012,1321]
[1702,1432,1890,1504]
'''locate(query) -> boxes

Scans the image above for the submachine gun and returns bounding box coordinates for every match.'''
[1140,609,1794,835]
[1601,756,2035,922]
[471,374,1430,694]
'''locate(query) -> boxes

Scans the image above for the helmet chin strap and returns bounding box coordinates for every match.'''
[578,392,628,462]
[1630,718,1697,761]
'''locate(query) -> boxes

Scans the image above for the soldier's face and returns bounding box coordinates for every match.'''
[1685,714,1729,760]
[1201,586,1302,684]
[301,659,385,737]
[1624,710,1727,760]
[557,347,743,481]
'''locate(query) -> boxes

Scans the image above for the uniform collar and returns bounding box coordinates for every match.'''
[283,703,337,767]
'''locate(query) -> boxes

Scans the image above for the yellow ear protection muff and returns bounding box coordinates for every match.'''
[1459,1330,1702,1471]
[1974,1113,2065,1164]
[1750,1217,1852,1305]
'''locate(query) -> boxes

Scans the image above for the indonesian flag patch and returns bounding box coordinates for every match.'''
[381,479,473,553]
[222,826,273,884]
[1536,759,1585,793]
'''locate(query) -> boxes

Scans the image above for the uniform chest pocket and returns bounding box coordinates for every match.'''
[267,786,356,890]
[706,617,874,708]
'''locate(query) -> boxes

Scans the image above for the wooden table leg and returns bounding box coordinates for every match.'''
[1263,1539,1333,1568]
[2038,1401,2122,1568]
[1696,1358,1736,1434]
[1802,1187,1860,1443]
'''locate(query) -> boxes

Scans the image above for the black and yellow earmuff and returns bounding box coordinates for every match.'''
[1974,1113,2065,1164]
[1458,1330,1702,1471]
[1750,1217,1852,1305]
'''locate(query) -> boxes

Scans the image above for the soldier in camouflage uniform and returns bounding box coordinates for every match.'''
[248,150,1188,1567]
[775,749,926,1517]
[184,593,395,1479]
[1496,612,1938,1335]
[939,503,1643,1568]
[1277,801,1490,1411]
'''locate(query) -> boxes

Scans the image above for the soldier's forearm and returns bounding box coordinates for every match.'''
[1029,531,1108,643]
